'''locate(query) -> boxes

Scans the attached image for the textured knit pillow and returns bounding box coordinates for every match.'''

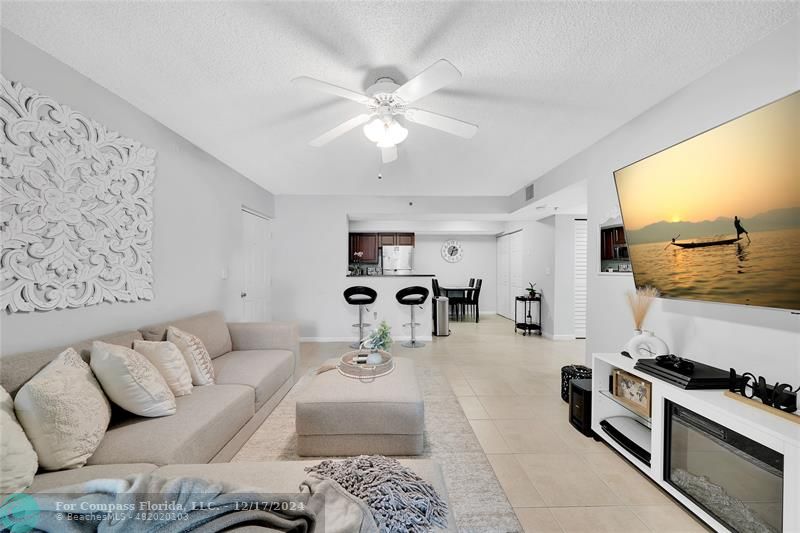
[0,385,37,492]
[133,340,193,397]
[90,341,176,417]
[14,348,111,471]
[167,326,215,386]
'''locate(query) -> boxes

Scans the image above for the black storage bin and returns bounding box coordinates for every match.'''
[560,365,592,402]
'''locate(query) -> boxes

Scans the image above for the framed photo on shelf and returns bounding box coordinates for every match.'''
[612,369,652,418]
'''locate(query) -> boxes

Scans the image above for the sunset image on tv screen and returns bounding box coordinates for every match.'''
[614,91,800,311]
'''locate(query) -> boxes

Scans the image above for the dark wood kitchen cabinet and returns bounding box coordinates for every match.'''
[600,226,626,260]
[349,233,379,263]
[377,233,415,246]
[396,233,415,246]
[379,234,397,246]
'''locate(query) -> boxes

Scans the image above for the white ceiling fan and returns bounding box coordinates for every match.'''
[292,59,478,164]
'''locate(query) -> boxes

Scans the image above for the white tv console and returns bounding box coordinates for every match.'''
[591,352,800,532]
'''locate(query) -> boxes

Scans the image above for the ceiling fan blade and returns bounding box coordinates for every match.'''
[381,145,398,164]
[292,76,372,105]
[393,59,461,103]
[310,113,372,147]
[404,108,478,139]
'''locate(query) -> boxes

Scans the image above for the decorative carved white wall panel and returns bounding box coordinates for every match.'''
[0,76,156,313]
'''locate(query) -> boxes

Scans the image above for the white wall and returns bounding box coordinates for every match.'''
[413,235,497,313]
[525,20,800,383]
[502,215,584,339]
[1,31,275,355]
[504,220,556,336]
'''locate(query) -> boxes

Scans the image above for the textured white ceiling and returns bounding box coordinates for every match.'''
[2,1,795,196]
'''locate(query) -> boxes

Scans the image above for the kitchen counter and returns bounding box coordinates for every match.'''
[339,276,434,342]
[346,274,435,277]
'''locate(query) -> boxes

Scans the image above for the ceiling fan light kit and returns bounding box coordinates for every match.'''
[293,58,478,163]
[363,118,408,147]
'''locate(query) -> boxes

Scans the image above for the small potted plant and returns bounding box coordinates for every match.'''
[361,320,392,364]
[526,282,538,298]
[352,251,364,275]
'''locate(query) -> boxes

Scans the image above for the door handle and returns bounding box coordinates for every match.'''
[240,292,247,298]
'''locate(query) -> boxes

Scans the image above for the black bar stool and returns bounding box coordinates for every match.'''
[344,286,377,349]
[396,286,429,349]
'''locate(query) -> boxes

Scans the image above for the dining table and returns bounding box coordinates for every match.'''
[438,285,474,322]
[438,285,472,296]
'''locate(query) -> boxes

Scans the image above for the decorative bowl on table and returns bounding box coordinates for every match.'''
[338,350,394,380]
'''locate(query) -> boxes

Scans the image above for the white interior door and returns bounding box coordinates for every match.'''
[241,209,271,322]
[509,231,524,302]
[574,219,588,338]
[496,234,510,318]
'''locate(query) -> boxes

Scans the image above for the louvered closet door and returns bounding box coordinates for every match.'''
[573,219,588,338]
[509,231,524,303]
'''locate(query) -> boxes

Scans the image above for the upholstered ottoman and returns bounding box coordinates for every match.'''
[295,357,424,456]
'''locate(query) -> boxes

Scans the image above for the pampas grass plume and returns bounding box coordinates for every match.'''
[626,286,659,330]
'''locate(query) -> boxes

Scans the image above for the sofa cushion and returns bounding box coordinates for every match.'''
[167,326,216,386]
[213,350,294,410]
[1,330,143,397]
[28,464,157,493]
[15,348,111,471]
[0,385,37,493]
[140,311,232,359]
[87,384,254,466]
[90,341,176,417]
[133,340,193,397]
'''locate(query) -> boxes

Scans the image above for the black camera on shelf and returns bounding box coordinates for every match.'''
[729,368,798,413]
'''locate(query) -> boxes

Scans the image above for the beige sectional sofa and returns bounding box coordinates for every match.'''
[3,310,457,531]
[2,311,300,478]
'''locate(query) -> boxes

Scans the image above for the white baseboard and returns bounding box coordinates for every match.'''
[299,337,354,343]
[543,332,577,341]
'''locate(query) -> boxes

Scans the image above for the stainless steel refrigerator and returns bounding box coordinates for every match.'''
[382,246,414,275]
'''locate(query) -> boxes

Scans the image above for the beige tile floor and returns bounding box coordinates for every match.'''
[299,314,707,532]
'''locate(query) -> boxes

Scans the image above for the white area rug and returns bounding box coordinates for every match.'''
[233,365,522,532]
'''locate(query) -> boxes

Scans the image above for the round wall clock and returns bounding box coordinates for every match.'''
[441,240,464,263]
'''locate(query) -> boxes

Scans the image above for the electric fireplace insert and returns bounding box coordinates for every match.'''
[664,400,783,532]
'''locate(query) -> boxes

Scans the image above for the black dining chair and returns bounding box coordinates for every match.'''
[468,278,475,287]
[432,278,441,298]
[447,283,467,321]
[465,279,482,322]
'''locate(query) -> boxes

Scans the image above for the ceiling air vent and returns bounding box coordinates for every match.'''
[525,184,535,202]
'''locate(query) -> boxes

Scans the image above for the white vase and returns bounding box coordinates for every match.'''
[624,330,669,359]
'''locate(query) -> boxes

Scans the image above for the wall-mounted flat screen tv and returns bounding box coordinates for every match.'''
[614,91,799,311]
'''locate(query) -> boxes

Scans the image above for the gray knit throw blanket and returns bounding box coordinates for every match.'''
[306,455,448,532]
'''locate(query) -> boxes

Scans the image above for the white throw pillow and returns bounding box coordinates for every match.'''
[14,348,111,471]
[0,385,38,492]
[133,340,193,397]
[167,326,216,386]
[90,341,176,417]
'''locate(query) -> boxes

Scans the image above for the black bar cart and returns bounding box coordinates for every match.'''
[514,293,542,336]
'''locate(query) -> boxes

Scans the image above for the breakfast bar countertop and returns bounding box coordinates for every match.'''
[346,274,436,277]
